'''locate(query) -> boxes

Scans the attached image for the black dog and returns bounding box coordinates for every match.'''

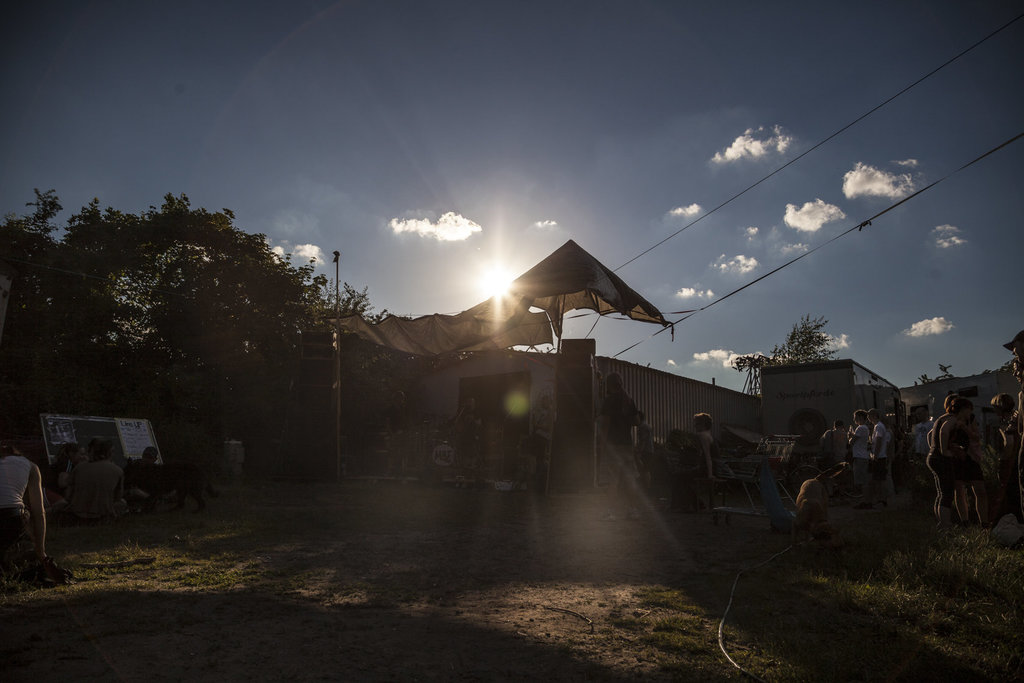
[124,461,219,512]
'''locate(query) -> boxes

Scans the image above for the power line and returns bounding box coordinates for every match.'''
[614,11,1024,273]
[612,130,1024,358]
[0,254,186,298]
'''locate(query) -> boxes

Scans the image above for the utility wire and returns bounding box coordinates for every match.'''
[614,11,1024,273]
[0,254,186,298]
[612,130,1024,358]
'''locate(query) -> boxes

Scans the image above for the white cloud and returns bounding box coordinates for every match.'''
[389,211,482,241]
[668,203,702,219]
[842,162,916,199]
[692,348,742,368]
[745,226,759,240]
[903,317,955,337]
[713,254,759,275]
[676,286,714,299]
[828,333,850,350]
[894,158,919,168]
[293,244,324,263]
[533,219,558,229]
[783,199,846,233]
[711,125,793,164]
[779,242,809,255]
[667,359,679,367]
[932,224,966,249]
[271,241,325,264]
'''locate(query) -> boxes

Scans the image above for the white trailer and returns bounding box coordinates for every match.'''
[899,371,1017,448]
[761,359,902,453]
[899,371,1016,419]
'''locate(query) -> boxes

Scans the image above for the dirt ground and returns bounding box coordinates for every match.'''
[1,480,864,682]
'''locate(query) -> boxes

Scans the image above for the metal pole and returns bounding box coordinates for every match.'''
[333,250,341,481]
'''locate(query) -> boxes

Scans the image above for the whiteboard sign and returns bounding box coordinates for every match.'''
[40,414,160,465]
[116,418,158,457]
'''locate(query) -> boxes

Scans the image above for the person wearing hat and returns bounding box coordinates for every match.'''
[1004,330,1024,372]
[1003,329,1024,523]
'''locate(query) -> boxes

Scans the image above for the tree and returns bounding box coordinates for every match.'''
[0,192,334,465]
[915,363,956,385]
[767,314,838,365]
[732,315,839,395]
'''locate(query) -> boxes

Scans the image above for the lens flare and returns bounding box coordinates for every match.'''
[504,391,530,417]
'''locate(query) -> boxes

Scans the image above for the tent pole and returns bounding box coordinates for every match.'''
[333,250,342,481]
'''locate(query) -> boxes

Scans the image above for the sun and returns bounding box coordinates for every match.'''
[478,265,515,300]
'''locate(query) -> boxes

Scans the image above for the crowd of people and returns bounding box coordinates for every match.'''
[6,330,1023,582]
[0,438,172,584]
[597,371,720,518]
[922,329,1024,532]
[596,327,1024,539]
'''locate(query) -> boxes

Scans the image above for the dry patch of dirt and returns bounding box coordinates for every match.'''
[2,482,862,681]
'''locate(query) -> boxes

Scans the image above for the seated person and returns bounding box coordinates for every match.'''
[48,441,87,505]
[124,447,218,512]
[0,443,49,566]
[63,438,128,520]
[124,447,160,511]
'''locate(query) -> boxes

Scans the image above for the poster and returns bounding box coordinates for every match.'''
[45,416,78,445]
[116,418,157,457]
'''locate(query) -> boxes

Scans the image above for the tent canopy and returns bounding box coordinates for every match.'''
[336,239,666,356]
[506,239,667,338]
[337,297,552,357]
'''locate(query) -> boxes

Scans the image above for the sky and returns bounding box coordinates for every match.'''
[2,1,1023,393]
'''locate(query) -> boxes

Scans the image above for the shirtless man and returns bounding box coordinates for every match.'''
[1003,329,1024,521]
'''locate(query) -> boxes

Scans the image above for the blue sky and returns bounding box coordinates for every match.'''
[2,1,1022,392]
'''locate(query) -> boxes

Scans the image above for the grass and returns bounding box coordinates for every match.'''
[632,508,1024,680]
[3,480,1022,681]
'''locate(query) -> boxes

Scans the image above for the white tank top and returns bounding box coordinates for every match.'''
[0,455,33,510]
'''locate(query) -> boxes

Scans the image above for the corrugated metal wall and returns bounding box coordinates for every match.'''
[597,357,760,442]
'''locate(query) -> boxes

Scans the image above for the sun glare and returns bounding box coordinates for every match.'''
[478,265,515,300]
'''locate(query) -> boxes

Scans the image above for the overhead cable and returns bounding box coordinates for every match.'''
[612,130,1024,358]
[614,11,1024,273]
[0,255,185,298]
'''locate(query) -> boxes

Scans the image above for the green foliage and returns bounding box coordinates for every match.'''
[732,315,838,374]
[767,314,838,365]
[0,190,333,453]
[731,315,839,394]
[916,363,957,385]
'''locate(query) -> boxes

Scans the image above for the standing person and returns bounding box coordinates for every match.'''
[0,444,49,566]
[860,409,892,509]
[931,397,974,530]
[636,411,655,494]
[64,438,128,521]
[1003,329,1024,523]
[926,395,957,528]
[990,393,1021,522]
[693,413,718,481]
[848,410,871,497]
[818,419,847,469]
[598,372,641,520]
[912,408,933,460]
[951,413,989,526]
